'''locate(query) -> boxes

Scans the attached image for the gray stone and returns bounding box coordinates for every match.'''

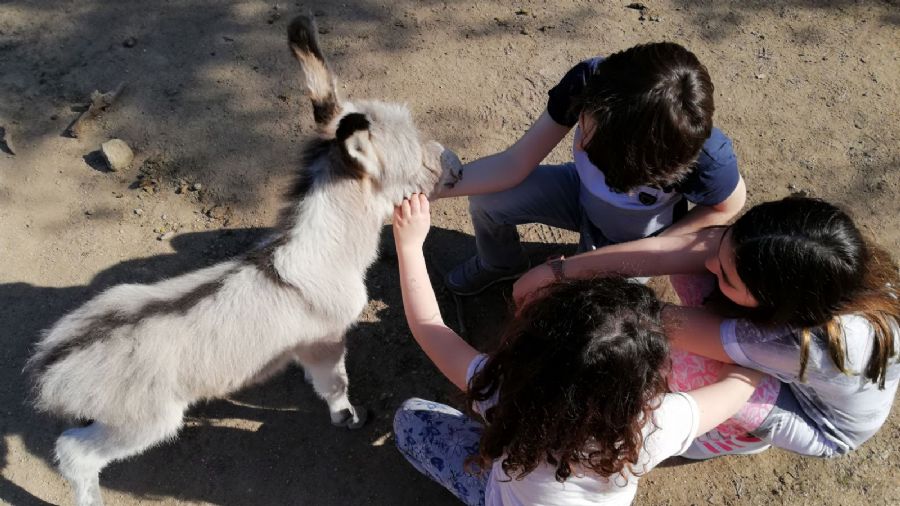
[101,139,134,171]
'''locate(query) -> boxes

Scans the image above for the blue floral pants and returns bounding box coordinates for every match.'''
[393,398,488,506]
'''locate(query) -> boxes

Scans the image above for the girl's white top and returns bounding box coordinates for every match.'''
[467,355,699,506]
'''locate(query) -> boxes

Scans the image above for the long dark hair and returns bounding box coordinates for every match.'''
[721,197,899,387]
[466,277,670,481]
[572,42,714,193]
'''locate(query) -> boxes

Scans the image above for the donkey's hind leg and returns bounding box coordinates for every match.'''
[293,338,368,429]
[55,404,185,506]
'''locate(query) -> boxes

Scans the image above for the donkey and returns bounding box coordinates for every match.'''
[27,15,461,506]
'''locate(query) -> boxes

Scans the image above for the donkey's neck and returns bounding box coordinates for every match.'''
[273,176,386,285]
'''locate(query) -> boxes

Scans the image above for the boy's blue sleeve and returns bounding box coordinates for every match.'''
[679,128,741,206]
[546,57,604,127]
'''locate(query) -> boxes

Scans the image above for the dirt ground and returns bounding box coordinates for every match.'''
[1,1,899,505]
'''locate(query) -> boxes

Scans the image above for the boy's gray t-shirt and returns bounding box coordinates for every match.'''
[721,315,900,453]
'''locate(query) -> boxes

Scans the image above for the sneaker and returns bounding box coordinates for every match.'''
[680,432,771,460]
[445,256,530,296]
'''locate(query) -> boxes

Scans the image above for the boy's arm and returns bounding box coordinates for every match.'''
[436,110,570,198]
[394,196,479,391]
[660,176,747,237]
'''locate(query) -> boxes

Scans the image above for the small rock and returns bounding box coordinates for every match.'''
[519,28,530,35]
[100,139,134,171]
[161,214,168,221]
[158,231,174,241]
[123,37,137,48]
[626,2,646,9]
[206,205,232,220]
[133,208,144,215]
[755,73,767,79]
[85,209,94,216]
[190,182,202,191]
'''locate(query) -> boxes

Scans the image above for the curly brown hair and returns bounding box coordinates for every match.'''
[466,277,670,481]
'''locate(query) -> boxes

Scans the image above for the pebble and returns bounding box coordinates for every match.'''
[85,209,94,216]
[191,182,202,191]
[755,73,767,79]
[206,205,231,220]
[100,139,134,171]
[123,37,137,48]
[158,231,174,241]
[133,208,144,215]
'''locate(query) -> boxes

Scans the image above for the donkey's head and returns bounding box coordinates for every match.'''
[287,16,460,211]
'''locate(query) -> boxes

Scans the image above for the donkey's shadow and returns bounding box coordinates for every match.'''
[1,225,564,505]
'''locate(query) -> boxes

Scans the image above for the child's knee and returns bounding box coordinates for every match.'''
[392,397,426,447]
[468,193,492,216]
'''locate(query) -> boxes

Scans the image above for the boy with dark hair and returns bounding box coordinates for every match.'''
[438,42,746,296]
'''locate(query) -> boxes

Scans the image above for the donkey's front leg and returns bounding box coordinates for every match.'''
[293,338,368,429]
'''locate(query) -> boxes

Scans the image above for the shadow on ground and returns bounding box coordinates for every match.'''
[0,223,576,505]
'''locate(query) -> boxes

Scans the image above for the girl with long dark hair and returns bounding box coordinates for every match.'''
[514,196,900,458]
[391,194,764,505]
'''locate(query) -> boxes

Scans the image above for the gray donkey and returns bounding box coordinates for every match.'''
[27,15,461,506]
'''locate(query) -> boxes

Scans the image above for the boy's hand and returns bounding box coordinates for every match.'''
[393,193,431,252]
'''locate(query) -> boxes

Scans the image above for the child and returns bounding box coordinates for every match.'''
[436,43,746,295]
[391,194,764,505]
[513,196,900,458]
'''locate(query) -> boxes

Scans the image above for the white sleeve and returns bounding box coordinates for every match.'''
[642,393,700,469]
[465,354,496,417]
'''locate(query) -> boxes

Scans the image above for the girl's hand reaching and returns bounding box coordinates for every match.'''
[393,192,478,390]
[393,193,431,253]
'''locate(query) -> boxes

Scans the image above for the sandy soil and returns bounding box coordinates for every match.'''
[1,1,899,505]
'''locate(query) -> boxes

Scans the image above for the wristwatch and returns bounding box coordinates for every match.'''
[546,254,566,281]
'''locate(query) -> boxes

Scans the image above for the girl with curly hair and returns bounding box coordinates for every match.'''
[391,194,764,505]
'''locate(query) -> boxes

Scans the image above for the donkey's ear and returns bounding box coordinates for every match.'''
[336,113,380,179]
[288,15,341,126]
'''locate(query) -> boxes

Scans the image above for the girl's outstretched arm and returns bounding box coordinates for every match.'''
[513,227,722,306]
[393,194,479,391]
[663,305,733,363]
[687,363,766,435]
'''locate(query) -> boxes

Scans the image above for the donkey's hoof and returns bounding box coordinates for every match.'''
[331,406,368,430]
